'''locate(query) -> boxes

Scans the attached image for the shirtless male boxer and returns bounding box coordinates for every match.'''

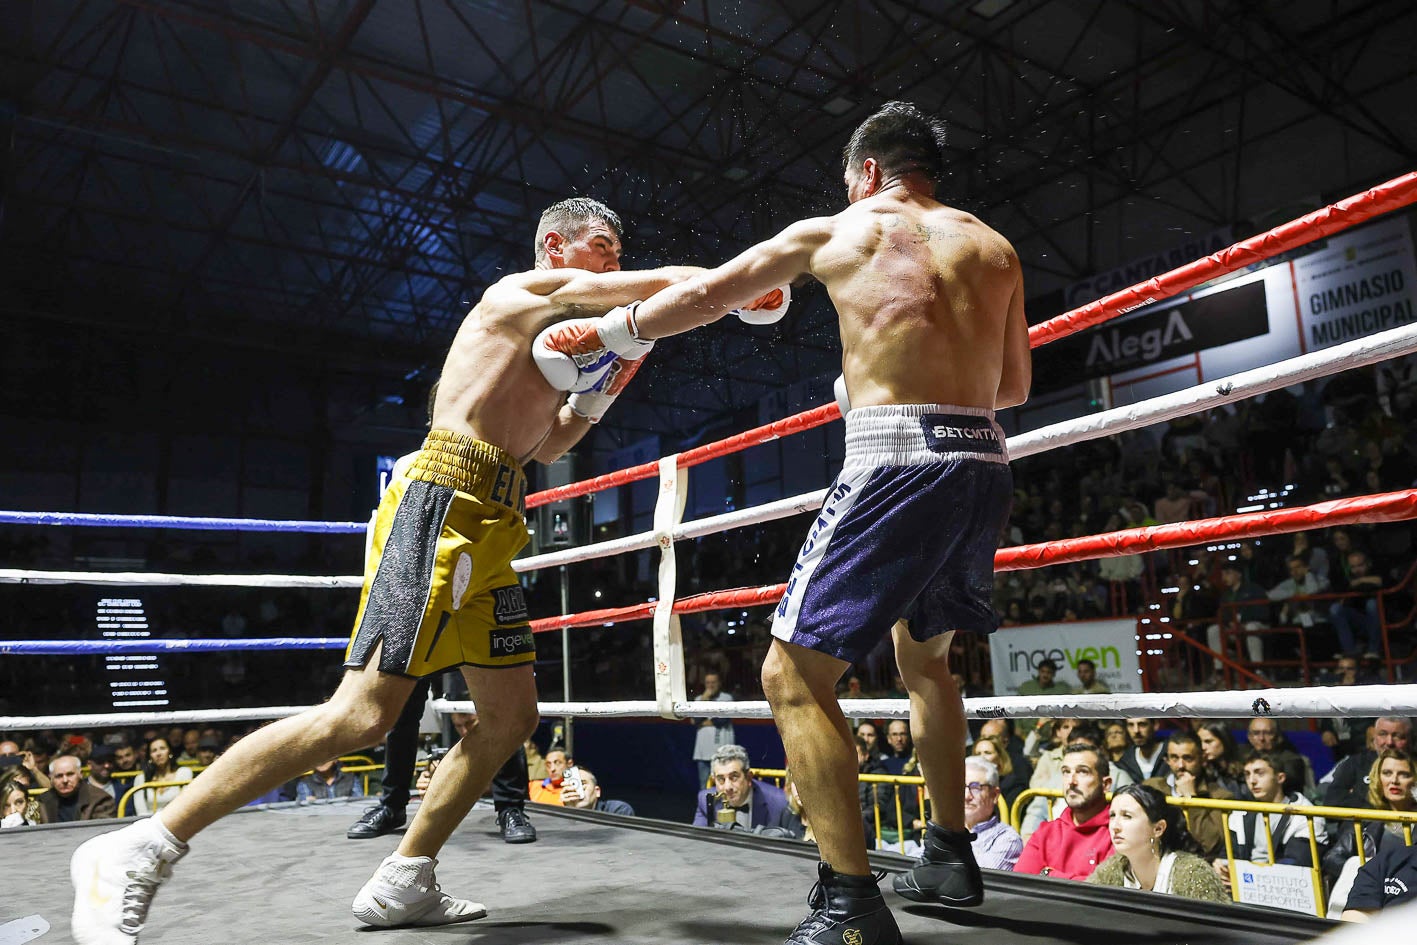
[561,102,1031,943]
[69,197,718,943]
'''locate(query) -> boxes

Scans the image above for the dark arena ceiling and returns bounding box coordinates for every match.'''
[3,0,1415,448]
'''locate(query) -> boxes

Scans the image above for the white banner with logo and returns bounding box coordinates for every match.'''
[1235,861,1320,915]
[989,619,1141,695]
[1294,214,1417,351]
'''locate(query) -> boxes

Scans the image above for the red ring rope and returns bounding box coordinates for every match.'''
[1029,171,1417,346]
[530,488,1417,633]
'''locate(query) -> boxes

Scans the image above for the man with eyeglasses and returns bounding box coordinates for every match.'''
[962,756,1021,870]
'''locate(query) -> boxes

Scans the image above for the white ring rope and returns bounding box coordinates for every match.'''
[5,684,1414,731]
[7,322,1415,592]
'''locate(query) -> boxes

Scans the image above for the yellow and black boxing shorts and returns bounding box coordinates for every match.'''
[345,430,534,677]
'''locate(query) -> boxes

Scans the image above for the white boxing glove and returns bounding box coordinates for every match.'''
[833,374,851,417]
[733,284,792,326]
[533,313,651,393]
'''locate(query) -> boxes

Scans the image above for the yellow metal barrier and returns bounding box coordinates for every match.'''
[118,779,193,817]
[115,755,390,816]
[1011,787,1417,919]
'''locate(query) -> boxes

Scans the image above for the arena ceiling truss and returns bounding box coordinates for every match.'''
[2,0,1414,443]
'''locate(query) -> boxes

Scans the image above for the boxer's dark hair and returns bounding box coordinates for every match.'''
[535,197,623,262]
[842,101,948,185]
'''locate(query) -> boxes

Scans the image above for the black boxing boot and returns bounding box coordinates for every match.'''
[783,863,901,945]
[890,822,984,906]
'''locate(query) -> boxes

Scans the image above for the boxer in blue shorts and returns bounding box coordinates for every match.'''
[581,102,1032,944]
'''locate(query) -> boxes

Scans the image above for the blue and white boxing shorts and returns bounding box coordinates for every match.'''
[772,404,1013,664]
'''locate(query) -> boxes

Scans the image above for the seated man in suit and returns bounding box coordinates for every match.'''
[693,744,791,832]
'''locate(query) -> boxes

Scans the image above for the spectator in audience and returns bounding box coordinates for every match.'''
[855,722,886,763]
[1208,563,1269,667]
[132,736,192,815]
[873,720,923,847]
[964,756,1022,870]
[1114,718,1171,785]
[39,754,116,823]
[1291,531,1330,585]
[1090,783,1228,902]
[1196,723,1247,798]
[529,747,570,806]
[1014,744,1115,880]
[86,744,121,802]
[880,720,916,775]
[296,757,364,802]
[693,744,789,831]
[1020,720,1124,838]
[1102,722,1129,768]
[1153,482,1195,524]
[1075,659,1110,694]
[690,672,735,789]
[0,739,52,791]
[973,735,1025,813]
[1267,555,1329,628]
[1323,716,1412,811]
[2,766,41,827]
[193,737,221,769]
[177,729,202,764]
[1341,841,1417,921]
[1015,660,1075,739]
[559,765,635,816]
[23,735,58,784]
[1324,750,1417,909]
[979,718,1032,787]
[1216,751,1326,892]
[1329,550,1385,658]
[1143,732,1234,860]
[1247,718,1318,799]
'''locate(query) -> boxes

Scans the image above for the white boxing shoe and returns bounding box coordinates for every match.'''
[351,854,487,928]
[70,818,188,944]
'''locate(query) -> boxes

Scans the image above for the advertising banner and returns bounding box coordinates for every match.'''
[989,619,1141,695]
[1293,215,1417,351]
[1235,861,1321,915]
[1033,279,1269,395]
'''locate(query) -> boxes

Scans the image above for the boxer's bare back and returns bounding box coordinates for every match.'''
[628,181,1029,410]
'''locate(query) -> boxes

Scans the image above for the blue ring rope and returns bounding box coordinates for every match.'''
[0,511,366,533]
[0,639,348,655]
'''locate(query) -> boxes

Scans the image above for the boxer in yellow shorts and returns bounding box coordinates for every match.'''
[347,431,535,676]
[71,196,709,942]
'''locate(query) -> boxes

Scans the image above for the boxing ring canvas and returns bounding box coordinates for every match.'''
[6,802,1333,944]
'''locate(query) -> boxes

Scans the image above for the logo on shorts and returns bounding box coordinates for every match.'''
[920,415,1003,455]
[451,552,473,611]
[489,627,535,657]
[492,585,530,625]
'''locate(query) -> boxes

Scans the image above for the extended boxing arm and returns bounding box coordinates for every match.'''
[536,266,706,317]
[629,218,832,340]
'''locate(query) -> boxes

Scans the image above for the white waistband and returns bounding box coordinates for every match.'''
[843,403,1008,467]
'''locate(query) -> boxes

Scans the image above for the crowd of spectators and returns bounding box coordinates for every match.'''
[826,709,1417,917]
